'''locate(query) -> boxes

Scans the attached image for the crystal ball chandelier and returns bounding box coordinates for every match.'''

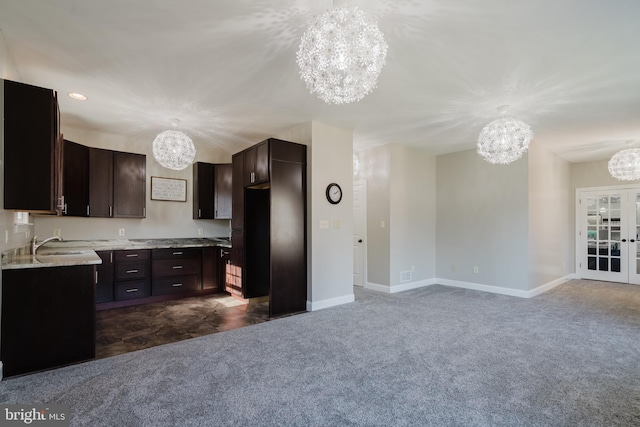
[152,119,196,170]
[296,5,388,104]
[608,148,640,181]
[477,117,534,165]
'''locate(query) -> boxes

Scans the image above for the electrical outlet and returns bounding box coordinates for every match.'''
[53,228,61,237]
[451,265,456,272]
[333,220,341,229]
[119,228,125,236]
[319,220,329,229]
[473,266,479,274]
[380,220,385,228]
[411,265,415,272]
[198,228,204,236]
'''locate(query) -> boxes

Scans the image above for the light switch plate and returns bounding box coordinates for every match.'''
[119,228,125,236]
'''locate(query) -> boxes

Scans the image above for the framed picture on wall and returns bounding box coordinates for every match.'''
[151,176,187,202]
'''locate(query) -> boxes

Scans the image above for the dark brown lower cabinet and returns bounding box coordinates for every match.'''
[96,250,114,303]
[1,265,96,378]
[97,246,222,310]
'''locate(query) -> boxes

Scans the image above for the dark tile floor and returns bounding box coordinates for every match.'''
[95,293,270,359]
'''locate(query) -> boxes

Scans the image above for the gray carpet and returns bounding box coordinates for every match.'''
[1,280,639,426]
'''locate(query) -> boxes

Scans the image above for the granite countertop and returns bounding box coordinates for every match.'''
[2,237,232,270]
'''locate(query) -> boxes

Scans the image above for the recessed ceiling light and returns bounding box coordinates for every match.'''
[68,92,87,101]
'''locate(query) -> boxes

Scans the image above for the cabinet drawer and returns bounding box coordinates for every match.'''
[152,258,202,277]
[114,280,150,300]
[114,249,150,262]
[152,275,200,296]
[114,260,149,281]
[152,248,201,260]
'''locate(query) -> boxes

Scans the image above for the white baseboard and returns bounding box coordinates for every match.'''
[437,274,575,298]
[365,279,436,293]
[306,293,355,311]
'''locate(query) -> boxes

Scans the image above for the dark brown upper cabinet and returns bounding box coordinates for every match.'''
[214,163,232,219]
[231,152,244,230]
[3,79,60,213]
[113,151,146,218]
[193,162,214,219]
[89,147,114,217]
[243,140,269,187]
[61,139,89,216]
[193,162,232,220]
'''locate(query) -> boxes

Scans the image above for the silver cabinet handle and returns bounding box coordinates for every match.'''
[95,271,98,284]
[126,254,138,257]
[198,208,201,218]
[173,251,183,255]
[126,269,139,274]
[109,206,112,217]
[126,288,138,293]
[110,252,113,263]
[87,205,90,216]
[172,283,183,287]
[172,265,183,269]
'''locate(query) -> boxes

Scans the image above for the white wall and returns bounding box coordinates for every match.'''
[277,121,354,310]
[436,149,530,291]
[389,145,436,289]
[357,144,436,291]
[528,143,573,289]
[34,127,232,240]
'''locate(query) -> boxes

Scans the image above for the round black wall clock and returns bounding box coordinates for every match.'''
[326,183,342,204]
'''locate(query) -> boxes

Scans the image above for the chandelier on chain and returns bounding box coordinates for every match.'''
[152,119,196,170]
[296,4,388,104]
[477,115,534,165]
[608,147,640,181]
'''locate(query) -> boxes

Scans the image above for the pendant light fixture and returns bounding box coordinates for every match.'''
[608,144,640,181]
[152,118,196,170]
[477,106,534,165]
[296,2,388,104]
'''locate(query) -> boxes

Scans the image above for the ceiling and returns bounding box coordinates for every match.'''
[0,0,638,163]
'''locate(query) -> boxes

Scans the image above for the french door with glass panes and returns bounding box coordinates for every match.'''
[578,188,640,284]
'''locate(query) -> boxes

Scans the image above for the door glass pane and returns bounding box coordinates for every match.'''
[586,194,622,274]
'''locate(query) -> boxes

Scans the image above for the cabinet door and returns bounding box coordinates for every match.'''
[193,162,214,219]
[3,79,58,212]
[89,148,114,217]
[255,141,269,183]
[243,141,269,187]
[62,140,89,216]
[214,164,232,219]
[232,152,245,229]
[113,151,146,218]
[96,250,114,303]
[1,265,95,377]
[269,159,307,317]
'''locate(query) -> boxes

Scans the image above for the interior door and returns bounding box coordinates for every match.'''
[578,188,640,285]
[353,180,366,287]
[628,191,640,285]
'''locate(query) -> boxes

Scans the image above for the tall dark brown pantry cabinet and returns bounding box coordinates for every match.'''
[230,138,306,317]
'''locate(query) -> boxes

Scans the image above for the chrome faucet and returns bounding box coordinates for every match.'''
[31,235,63,254]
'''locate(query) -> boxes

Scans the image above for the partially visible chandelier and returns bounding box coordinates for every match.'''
[608,148,640,181]
[152,119,196,170]
[477,117,534,165]
[296,5,388,104]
